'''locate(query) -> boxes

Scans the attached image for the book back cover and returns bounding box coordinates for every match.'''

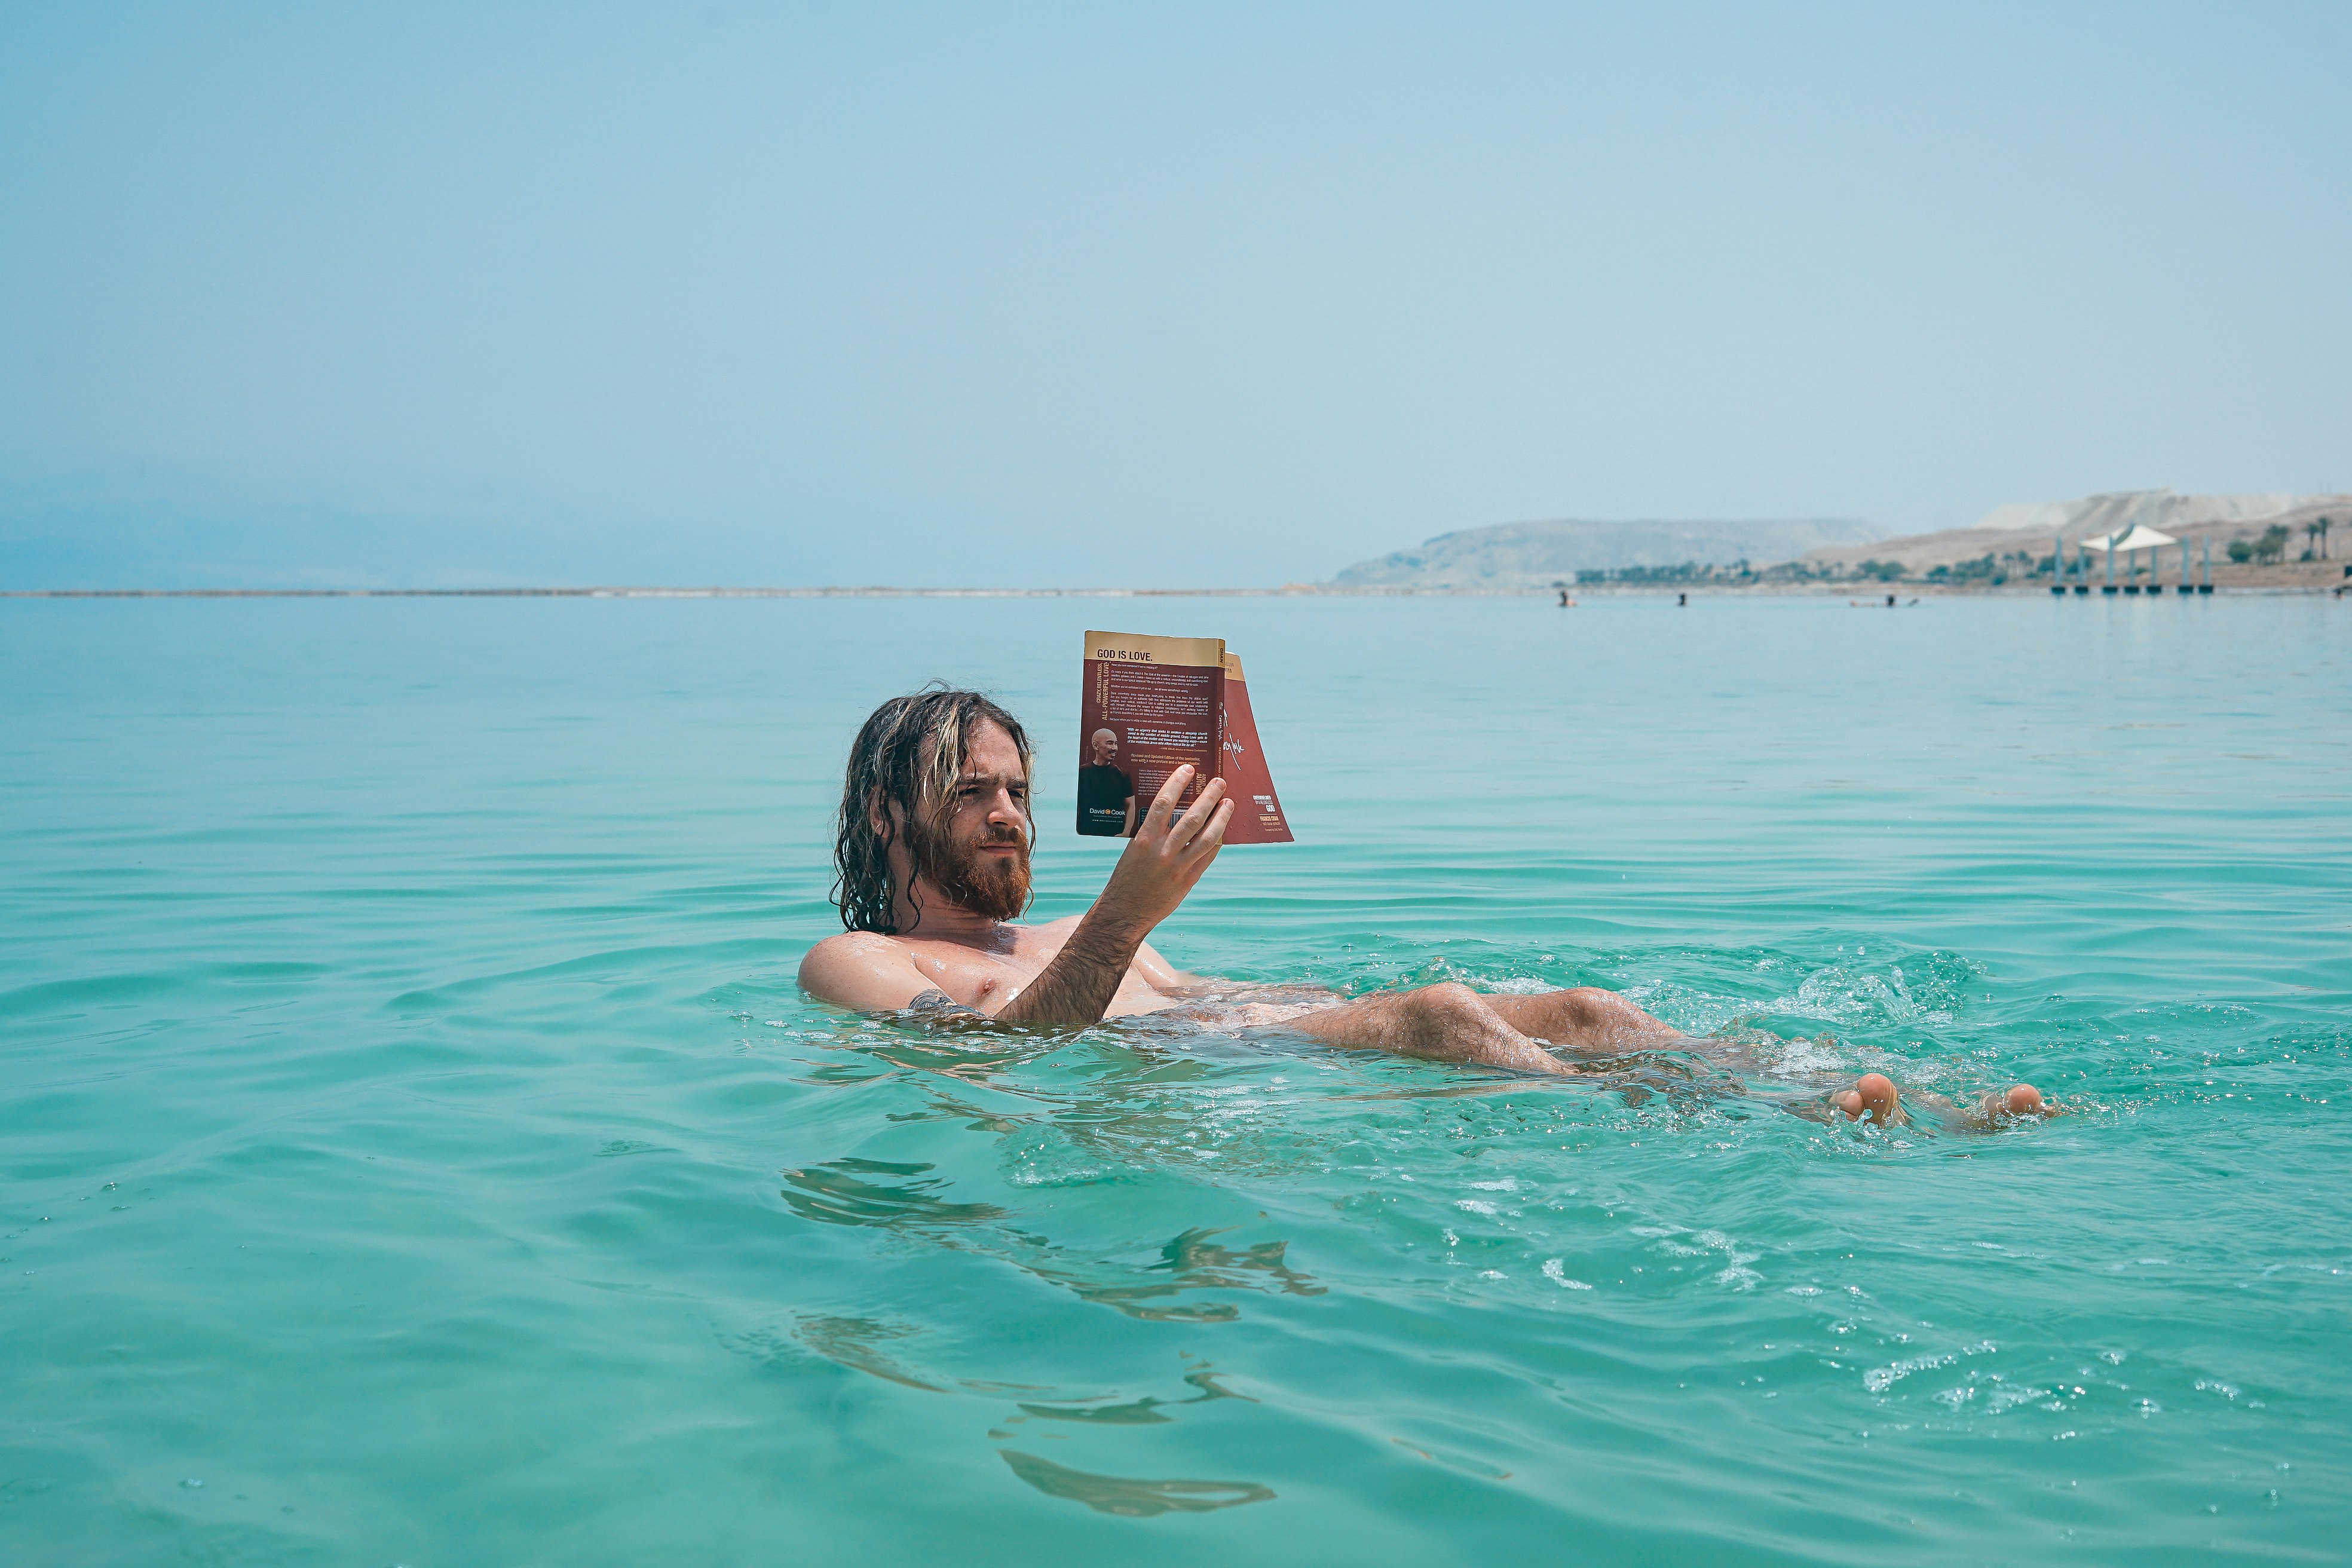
[1077,630,1225,838]
[1217,652,1294,844]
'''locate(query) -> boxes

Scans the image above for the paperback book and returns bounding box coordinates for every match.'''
[1076,629,1291,844]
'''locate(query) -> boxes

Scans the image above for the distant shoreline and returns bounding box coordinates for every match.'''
[2,581,2340,600]
[4,584,1446,599]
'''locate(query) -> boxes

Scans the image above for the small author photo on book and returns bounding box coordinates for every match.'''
[1076,727,1137,837]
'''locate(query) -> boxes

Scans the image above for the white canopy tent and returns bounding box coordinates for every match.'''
[2080,523,2178,553]
[2076,521,2180,589]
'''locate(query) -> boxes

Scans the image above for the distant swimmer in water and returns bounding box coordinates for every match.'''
[797,687,2057,1131]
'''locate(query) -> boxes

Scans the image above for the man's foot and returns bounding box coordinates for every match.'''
[1832,1076,2063,1130]
[1831,1072,1902,1125]
[1974,1083,2061,1123]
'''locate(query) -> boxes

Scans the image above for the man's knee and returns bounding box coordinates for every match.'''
[1560,985,1631,1021]
[1407,982,1489,1023]
[1398,983,1500,1050]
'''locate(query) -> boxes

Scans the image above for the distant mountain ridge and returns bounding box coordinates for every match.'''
[1800,489,2350,574]
[1965,489,2319,540]
[1330,517,1889,588]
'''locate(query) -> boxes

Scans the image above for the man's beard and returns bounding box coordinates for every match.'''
[918,822,1032,922]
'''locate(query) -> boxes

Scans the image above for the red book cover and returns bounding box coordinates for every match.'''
[1216,651,1293,844]
[1077,630,1225,838]
[1076,630,1293,844]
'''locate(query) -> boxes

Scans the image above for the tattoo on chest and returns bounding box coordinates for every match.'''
[907,988,984,1020]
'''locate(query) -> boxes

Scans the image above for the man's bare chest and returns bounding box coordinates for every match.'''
[893,925,1173,1015]
[898,935,1051,1006]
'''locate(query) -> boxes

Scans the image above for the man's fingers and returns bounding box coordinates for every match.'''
[1147,764,1195,823]
[1174,798,1233,869]
[1171,776,1227,847]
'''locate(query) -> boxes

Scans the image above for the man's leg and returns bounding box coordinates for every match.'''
[1473,986,2005,1126]
[1285,983,1575,1076]
[1282,983,2056,1126]
[1487,988,2053,1125]
[1478,987,1682,1055]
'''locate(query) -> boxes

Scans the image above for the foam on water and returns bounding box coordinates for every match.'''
[2,593,2348,1563]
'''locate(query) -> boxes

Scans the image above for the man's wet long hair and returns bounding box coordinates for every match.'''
[831,685,1034,934]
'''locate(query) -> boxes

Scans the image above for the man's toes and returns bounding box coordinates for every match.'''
[1849,1072,1900,1124]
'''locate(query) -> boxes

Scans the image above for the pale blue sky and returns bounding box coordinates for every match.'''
[4,2,2346,587]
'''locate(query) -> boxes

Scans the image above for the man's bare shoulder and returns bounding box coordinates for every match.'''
[798,930,929,1009]
[802,930,905,958]
[799,930,910,966]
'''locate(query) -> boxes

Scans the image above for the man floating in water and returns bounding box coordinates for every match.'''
[798,688,2054,1130]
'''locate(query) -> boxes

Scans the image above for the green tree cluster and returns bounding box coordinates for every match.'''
[1928,549,2041,585]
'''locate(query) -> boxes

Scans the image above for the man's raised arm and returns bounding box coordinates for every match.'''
[996,765,1230,1028]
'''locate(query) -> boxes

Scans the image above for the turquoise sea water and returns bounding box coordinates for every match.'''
[4,593,2348,1564]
